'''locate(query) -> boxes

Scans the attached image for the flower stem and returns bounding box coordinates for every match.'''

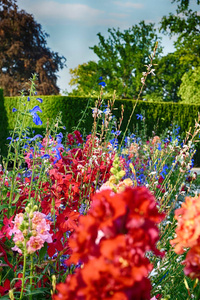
[29,254,33,300]
[20,241,27,300]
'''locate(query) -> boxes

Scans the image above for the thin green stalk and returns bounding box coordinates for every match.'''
[119,42,158,149]
[20,241,27,300]
[29,254,33,300]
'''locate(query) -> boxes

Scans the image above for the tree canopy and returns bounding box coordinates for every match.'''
[69,22,162,99]
[0,0,66,96]
[172,0,200,11]
[68,0,200,103]
[178,66,200,104]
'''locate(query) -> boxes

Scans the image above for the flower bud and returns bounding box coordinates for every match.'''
[25,207,30,213]
[29,212,34,219]
[33,205,38,211]
[23,229,28,237]
[32,230,37,237]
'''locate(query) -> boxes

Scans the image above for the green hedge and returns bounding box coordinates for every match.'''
[1,92,200,164]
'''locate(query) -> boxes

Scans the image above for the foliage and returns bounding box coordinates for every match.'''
[68,61,100,97]
[0,0,66,96]
[0,74,200,299]
[69,21,163,99]
[178,66,200,104]
[172,0,200,11]
[2,91,200,163]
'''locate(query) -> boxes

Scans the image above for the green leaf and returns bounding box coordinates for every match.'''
[39,242,48,261]
[0,204,9,212]
[12,193,21,204]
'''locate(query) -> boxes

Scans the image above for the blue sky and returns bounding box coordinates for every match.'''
[17,0,199,93]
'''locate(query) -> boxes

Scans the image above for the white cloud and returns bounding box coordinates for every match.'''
[18,0,104,22]
[113,1,144,9]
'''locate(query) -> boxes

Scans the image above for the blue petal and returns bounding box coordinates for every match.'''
[32,113,42,126]
[36,98,43,103]
[30,106,42,115]
[41,154,50,159]
[98,82,106,87]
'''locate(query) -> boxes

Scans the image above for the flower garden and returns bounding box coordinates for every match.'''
[1,71,200,300]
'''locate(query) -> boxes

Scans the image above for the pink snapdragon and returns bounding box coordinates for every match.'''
[10,211,52,254]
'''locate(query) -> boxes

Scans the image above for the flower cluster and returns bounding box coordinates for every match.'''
[10,208,52,254]
[53,186,165,300]
[171,195,200,279]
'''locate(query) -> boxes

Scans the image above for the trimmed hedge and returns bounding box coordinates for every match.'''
[1,92,200,164]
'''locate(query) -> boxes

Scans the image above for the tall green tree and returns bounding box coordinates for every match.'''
[159,5,200,102]
[0,0,66,96]
[90,21,163,99]
[144,52,188,102]
[68,21,162,99]
[68,61,100,96]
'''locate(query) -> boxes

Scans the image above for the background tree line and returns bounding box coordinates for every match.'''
[68,0,200,103]
[0,0,200,102]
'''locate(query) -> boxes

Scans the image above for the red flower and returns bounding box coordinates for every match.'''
[0,279,10,296]
[1,215,14,239]
[56,208,80,233]
[48,231,64,257]
[54,186,165,299]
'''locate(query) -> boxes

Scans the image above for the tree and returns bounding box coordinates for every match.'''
[172,0,200,11]
[0,0,66,96]
[159,5,200,102]
[178,66,200,103]
[72,21,163,99]
[145,52,190,102]
[68,61,100,96]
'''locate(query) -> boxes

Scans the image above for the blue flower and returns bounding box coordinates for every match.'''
[99,76,103,80]
[12,108,17,112]
[136,114,143,120]
[30,134,43,141]
[52,144,64,163]
[29,106,42,126]
[36,98,43,103]
[30,106,42,114]
[56,132,63,144]
[36,142,43,149]
[98,82,106,87]
[27,97,30,101]
[157,143,162,151]
[41,154,50,159]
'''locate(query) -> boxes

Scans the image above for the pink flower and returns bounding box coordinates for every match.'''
[32,212,46,225]
[37,222,52,243]
[27,236,45,254]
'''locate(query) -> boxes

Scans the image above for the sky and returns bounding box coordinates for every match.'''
[17,0,199,94]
